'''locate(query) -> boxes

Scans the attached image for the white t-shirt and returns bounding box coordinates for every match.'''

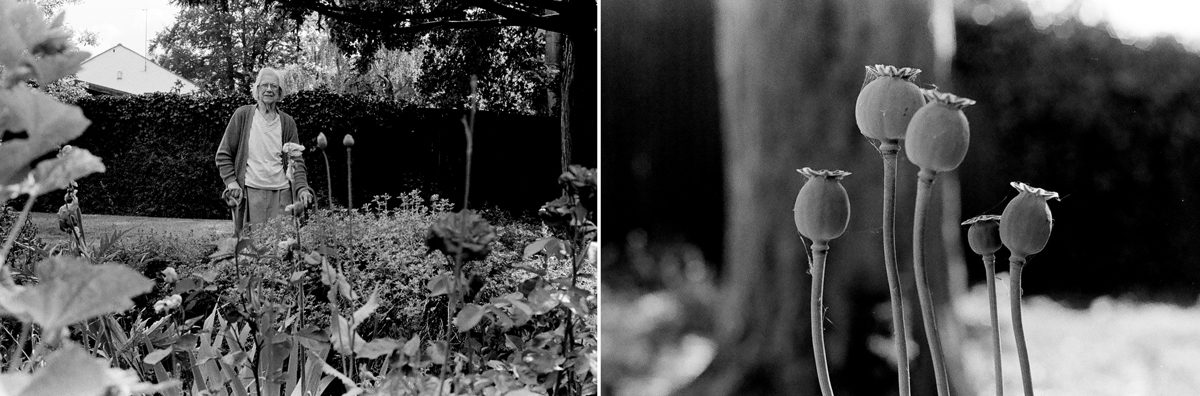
[243,108,289,189]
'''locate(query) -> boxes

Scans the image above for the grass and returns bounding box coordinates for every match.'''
[27,212,230,244]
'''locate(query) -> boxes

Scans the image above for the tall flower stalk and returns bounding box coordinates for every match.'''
[963,214,1004,396]
[905,88,975,396]
[316,132,333,210]
[855,64,924,396]
[793,167,852,396]
[1000,182,1058,396]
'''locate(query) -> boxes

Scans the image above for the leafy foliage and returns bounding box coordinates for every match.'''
[151,0,304,95]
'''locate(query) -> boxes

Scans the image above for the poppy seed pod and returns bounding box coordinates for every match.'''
[316,132,328,149]
[962,215,1002,256]
[793,168,851,243]
[905,89,975,172]
[343,134,356,147]
[855,65,925,142]
[999,182,1059,259]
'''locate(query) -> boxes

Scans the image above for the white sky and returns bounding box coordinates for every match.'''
[1023,0,1200,49]
[61,0,180,58]
[52,0,1200,58]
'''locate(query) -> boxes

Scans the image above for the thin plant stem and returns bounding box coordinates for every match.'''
[810,241,834,396]
[438,252,463,396]
[346,146,353,211]
[1010,257,1034,396]
[913,169,950,396]
[983,254,1003,396]
[0,196,37,268]
[879,140,911,396]
[322,151,334,210]
[7,322,30,371]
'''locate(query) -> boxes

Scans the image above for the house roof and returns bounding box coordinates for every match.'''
[77,44,200,95]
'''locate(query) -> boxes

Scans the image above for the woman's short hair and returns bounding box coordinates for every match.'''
[251,67,289,102]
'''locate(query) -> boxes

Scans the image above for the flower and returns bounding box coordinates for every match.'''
[1000,182,1059,260]
[793,167,851,243]
[855,65,924,142]
[962,214,1002,255]
[316,132,328,149]
[159,267,178,283]
[343,134,356,148]
[558,165,597,192]
[282,142,305,158]
[425,210,496,262]
[153,294,182,313]
[905,89,975,172]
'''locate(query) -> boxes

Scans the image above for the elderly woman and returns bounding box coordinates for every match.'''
[215,67,315,235]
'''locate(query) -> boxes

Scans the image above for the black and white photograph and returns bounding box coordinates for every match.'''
[602,0,1200,395]
[0,0,595,394]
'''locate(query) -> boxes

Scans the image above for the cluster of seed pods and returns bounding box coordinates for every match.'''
[794,64,1059,396]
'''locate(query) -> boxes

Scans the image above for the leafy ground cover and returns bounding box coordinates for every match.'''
[602,245,1200,396]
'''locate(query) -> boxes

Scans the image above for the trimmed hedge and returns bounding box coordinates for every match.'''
[38,91,561,219]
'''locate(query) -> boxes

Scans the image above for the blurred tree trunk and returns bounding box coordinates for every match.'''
[677,0,965,395]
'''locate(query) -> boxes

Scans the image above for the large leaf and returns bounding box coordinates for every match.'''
[25,147,105,197]
[351,288,379,325]
[355,338,399,360]
[0,87,90,186]
[4,343,179,396]
[0,257,154,340]
[454,303,486,332]
[328,315,365,356]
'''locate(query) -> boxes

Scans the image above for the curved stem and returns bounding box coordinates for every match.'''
[913,169,949,396]
[810,242,834,396]
[1010,257,1034,396]
[983,254,1003,396]
[0,196,37,269]
[322,151,334,210]
[879,141,911,396]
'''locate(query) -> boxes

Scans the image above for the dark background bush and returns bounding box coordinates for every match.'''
[39,90,561,219]
[603,4,1200,302]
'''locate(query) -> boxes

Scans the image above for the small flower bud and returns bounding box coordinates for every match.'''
[999,182,1059,259]
[793,168,851,243]
[962,215,1002,256]
[160,267,179,283]
[343,134,355,148]
[316,132,328,149]
[855,65,924,142]
[905,89,975,172]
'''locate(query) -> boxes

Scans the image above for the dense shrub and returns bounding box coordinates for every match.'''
[43,91,561,219]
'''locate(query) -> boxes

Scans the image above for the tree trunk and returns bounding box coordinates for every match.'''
[677,0,963,395]
[559,2,597,172]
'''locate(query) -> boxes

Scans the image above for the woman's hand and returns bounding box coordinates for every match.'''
[297,190,314,208]
[222,183,242,208]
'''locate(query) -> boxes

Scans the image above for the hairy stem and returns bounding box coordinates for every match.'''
[810,242,834,396]
[983,254,1003,396]
[879,141,911,396]
[1010,257,1034,396]
[7,322,30,371]
[0,196,37,269]
[913,169,949,396]
[322,151,334,210]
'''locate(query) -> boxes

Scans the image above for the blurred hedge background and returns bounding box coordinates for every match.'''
[604,0,1200,304]
[34,91,560,218]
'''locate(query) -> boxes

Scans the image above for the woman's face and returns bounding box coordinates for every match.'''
[258,74,281,105]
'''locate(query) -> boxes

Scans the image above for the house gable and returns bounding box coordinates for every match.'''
[76,44,200,95]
